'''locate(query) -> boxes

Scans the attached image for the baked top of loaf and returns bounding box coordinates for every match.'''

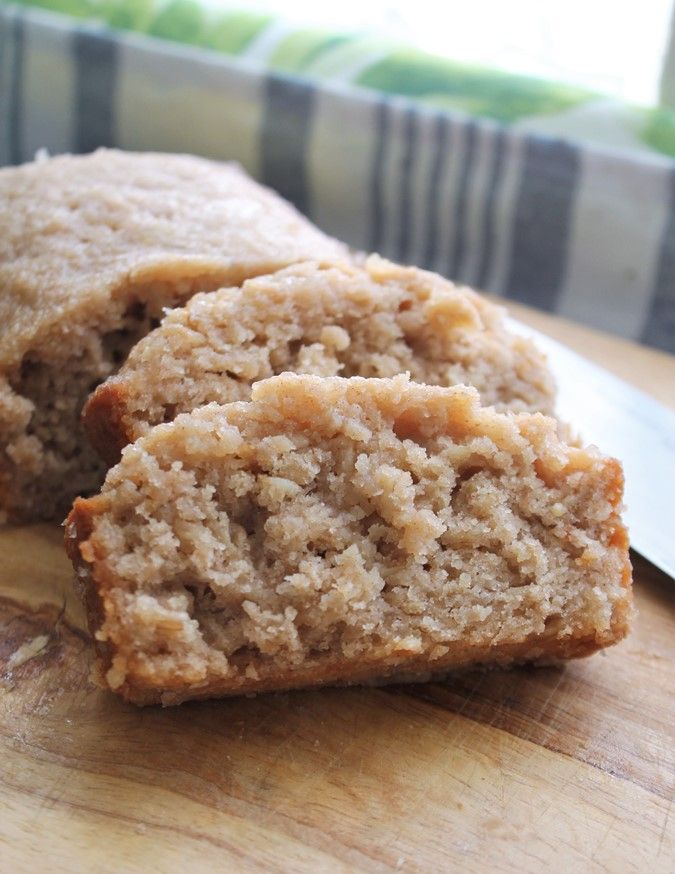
[66,374,631,706]
[83,257,556,464]
[0,148,347,371]
[0,149,347,522]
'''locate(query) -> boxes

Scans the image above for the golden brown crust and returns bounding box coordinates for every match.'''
[124,631,632,707]
[65,497,117,687]
[81,381,136,467]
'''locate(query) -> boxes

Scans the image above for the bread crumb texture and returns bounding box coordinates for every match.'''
[0,149,347,522]
[84,256,555,463]
[66,374,632,705]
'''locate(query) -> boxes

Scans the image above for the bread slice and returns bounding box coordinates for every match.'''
[65,374,631,706]
[83,257,556,465]
[0,149,347,522]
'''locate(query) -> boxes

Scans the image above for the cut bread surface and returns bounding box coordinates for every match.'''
[0,149,347,522]
[84,257,556,465]
[66,374,632,706]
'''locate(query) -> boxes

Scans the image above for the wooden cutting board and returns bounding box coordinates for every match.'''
[2,307,674,873]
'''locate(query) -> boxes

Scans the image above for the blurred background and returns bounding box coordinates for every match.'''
[4,0,675,351]
[13,0,675,156]
[210,0,673,105]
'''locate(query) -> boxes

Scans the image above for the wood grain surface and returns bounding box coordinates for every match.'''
[2,306,674,873]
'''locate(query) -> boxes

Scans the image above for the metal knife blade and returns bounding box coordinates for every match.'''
[508,318,675,580]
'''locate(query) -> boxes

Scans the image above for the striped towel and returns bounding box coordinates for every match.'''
[1,5,674,353]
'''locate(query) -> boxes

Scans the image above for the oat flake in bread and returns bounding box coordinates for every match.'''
[83,256,556,465]
[0,149,348,523]
[66,374,632,706]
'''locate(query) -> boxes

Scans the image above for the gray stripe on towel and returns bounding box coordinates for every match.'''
[505,136,579,310]
[0,10,12,165]
[475,127,506,291]
[446,119,478,282]
[7,10,25,165]
[261,73,316,216]
[73,26,118,153]
[369,97,390,252]
[396,105,418,263]
[642,167,675,352]
[422,113,450,271]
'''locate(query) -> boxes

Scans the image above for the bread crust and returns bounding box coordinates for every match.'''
[81,381,136,467]
[65,495,117,685]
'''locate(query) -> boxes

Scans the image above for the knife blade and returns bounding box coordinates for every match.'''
[508,318,675,580]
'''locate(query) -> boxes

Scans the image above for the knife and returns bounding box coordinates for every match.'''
[508,319,675,580]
